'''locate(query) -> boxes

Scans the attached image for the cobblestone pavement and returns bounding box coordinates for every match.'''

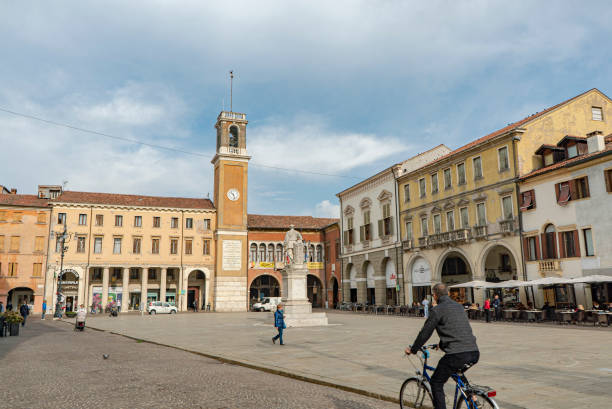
[72,310,612,409]
[0,319,396,409]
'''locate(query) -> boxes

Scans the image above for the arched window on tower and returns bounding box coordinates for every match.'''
[229,125,239,148]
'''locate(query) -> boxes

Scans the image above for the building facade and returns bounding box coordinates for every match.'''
[246,215,339,310]
[520,131,612,307]
[398,88,612,305]
[0,192,50,313]
[338,145,450,306]
[43,190,216,313]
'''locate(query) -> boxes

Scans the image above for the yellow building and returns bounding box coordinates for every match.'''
[398,88,612,304]
[43,189,216,313]
[0,192,50,313]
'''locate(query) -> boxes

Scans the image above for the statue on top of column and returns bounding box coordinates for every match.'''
[283,224,304,265]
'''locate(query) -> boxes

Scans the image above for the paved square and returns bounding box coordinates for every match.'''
[76,311,611,409]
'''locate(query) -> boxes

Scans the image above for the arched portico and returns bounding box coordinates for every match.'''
[437,248,473,303]
[307,274,323,308]
[382,258,398,305]
[364,261,375,304]
[6,286,35,312]
[183,267,210,311]
[406,255,434,306]
[249,273,280,302]
[346,263,357,302]
[329,276,339,308]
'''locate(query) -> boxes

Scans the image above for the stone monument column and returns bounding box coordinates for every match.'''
[281,226,328,327]
[160,268,167,304]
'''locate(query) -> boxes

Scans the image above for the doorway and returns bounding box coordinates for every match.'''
[187,287,199,311]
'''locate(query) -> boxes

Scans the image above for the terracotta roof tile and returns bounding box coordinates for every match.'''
[248,214,338,230]
[409,89,602,174]
[53,191,214,210]
[520,146,612,180]
[0,194,49,208]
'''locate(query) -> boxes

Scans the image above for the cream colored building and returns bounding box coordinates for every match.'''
[43,189,215,313]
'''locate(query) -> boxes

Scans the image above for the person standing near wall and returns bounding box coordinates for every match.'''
[484,298,491,323]
[422,297,430,318]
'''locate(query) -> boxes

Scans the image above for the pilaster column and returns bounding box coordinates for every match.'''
[141,267,148,308]
[178,268,184,311]
[101,267,110,308]
[160,268,167,303]
[121,268,129,312]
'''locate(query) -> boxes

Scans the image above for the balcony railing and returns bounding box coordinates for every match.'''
[418,237,428,247]
[473,225,488,239]
[499,218,517,235]
[418,228,472,249]
[219,111,247,120]
[539,259,561,273]
[402,239,413,250]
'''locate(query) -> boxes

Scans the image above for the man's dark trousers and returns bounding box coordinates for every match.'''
[273,327,284,345]
[21,315,26,327]
[430,351,479,409]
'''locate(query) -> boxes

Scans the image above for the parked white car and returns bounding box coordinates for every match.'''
[147,301,178,315]
[252,297,282,312]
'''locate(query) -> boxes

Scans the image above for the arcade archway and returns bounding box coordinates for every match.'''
[250,274,280,301]
[307,275,323,308]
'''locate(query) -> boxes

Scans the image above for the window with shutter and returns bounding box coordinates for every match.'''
[520,190,536,210]
[583,228,594,256]
[556,182,571,205]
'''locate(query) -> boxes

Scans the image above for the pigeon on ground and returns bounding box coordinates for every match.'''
[103,354,109,360]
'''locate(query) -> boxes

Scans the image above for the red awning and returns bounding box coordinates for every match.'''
[520,191,532,210]
[558,183,570,206]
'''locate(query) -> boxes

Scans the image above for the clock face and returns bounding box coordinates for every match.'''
[227,188,240,201]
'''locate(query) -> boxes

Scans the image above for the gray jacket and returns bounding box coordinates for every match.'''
[410,295,478,355]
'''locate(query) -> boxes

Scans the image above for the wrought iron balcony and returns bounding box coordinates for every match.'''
[419,228,472,249]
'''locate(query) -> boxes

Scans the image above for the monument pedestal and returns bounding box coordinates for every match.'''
[281,264,328,327]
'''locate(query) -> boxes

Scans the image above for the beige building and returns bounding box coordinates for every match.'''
[43,189,215,313]
[0,191,50,313]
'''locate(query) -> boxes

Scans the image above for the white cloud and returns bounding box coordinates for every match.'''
[248,115,410,175]
[314,200,340,218]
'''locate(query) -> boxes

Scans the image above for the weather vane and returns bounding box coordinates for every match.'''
[229,70,234,112]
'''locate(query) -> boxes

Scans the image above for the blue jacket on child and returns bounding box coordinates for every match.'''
[274,309,286,329]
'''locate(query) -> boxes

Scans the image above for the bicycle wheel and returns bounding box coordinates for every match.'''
[399,377,433,409]
[456,393,498,409]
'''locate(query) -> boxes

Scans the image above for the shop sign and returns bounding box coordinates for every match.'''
[307,262,324,270]
[250,261,275,269]
[412,257,432,285]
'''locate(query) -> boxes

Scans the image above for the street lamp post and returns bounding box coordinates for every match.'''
[54,224,71,318]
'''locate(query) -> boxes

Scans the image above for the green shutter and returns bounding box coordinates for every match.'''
[378,219,384,237]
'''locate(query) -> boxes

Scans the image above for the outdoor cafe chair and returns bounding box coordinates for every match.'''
[597,313,610,327]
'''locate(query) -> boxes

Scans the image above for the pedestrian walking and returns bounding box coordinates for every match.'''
[484,298,491,323]
[19,302,29,327]
[117,298,121,312]
[272,303,286,345]
[42,300,47,320]
[7,301,13,312]
[493,295,501,321]
[422,298,430,318]
[0,301,4,313]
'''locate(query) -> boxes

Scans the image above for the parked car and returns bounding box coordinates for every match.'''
[147,301,178,315]
[252,297,282,312]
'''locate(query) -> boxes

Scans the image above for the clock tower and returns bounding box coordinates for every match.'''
[211,111,250,311]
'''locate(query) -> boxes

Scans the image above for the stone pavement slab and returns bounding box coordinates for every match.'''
[77,311,612,409]
[0,319,396,409]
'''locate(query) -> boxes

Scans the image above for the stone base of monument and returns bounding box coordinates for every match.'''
[280,263,328,327]
[283,299,328,327]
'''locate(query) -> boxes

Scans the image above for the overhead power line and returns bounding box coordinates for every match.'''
[0,106,362,180]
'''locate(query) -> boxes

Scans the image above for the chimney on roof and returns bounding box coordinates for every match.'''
[10,188,17,194]
[586,130,605,153]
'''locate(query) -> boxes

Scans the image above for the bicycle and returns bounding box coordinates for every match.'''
[400,344,498,409]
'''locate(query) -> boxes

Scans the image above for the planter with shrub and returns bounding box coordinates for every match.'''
[65,311,77,318]
[2,312,23,336]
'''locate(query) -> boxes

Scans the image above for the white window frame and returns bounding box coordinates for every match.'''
[420,217,428,237]
[497,145,510,172]
[94,237,102,254]
[113,237,122,254]
[457,163,466,185]
[472,156,483,179]
[443,168,452,190]
[433,214,441,234]
[583,228,595,256]
[501,195,514,220]
[459,207,469,229]
[592,106,603,121]
[476,202,487,226]
[446,210,455,231]
[431,173,439,194]
[78,214,87,226]
[419,178,426,198]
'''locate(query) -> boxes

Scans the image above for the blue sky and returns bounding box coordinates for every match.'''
[1,1,612,218]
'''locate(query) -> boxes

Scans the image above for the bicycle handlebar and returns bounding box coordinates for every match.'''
[408,343,439,351]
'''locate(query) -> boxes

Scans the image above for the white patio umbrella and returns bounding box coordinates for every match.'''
[570,275,612,284]
[449,280,490,288]
[488,280,524,288]
[520,276,573,286]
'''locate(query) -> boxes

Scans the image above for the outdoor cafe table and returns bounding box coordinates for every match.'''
[525,310,543,321]
[558,310,576,323]
[503,309,521,321]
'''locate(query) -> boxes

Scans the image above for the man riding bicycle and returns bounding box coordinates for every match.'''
[405,283,479,409]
